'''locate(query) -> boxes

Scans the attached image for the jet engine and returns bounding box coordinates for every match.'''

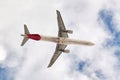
[59,49,70,53]
[63,30,73,34]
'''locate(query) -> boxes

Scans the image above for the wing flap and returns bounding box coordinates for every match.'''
[56,10,68,38]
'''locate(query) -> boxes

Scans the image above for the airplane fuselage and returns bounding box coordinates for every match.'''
[21,10,95,68]
[24,34,94,46]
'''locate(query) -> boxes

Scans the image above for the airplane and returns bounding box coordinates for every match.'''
[21,10,94,68]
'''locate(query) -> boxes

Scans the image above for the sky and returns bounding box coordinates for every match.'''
[0,0,120,80]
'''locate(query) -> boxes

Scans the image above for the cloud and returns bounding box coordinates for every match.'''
[0,0,120,80]
[0,46,6,61]
[0,67,17,80]
[58,0,120,80]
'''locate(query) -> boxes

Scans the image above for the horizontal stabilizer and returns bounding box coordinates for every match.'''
[21,24,30,46]
[21,37,29,46]
[24,24,30,34]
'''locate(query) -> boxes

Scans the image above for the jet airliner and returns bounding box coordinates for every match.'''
[21,10,94,67]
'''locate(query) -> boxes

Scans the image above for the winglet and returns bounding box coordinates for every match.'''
[56,10,60,14]
[47,65,51,68]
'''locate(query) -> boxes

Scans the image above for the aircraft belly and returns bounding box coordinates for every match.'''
[40,36,94,46]
[41,36,59,43]
[64,38,94,46]
[58,37,66,44]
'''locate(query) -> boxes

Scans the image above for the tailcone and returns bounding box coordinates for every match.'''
[21,34,25,36]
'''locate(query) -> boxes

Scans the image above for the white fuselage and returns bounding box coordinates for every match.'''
[40,35,94,46]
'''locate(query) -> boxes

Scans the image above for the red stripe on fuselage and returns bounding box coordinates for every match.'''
[27,34,41,40]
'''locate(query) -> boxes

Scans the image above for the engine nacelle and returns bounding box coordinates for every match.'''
[63,30,73,34]
[59,49,70,53]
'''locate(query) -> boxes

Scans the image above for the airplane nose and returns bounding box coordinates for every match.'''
[89,42,95,45]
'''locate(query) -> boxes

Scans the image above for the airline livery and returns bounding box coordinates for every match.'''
[21,10,94,67]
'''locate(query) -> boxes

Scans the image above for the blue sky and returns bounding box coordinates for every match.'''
[0,67,16,80]
[99,9,120,47]
[99,9,120,73]
[0,0,120,80]
[75,9,120,80]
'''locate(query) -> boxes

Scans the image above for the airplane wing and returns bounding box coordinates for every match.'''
[48,44,67,67]
[56,10,68,38]
[47,10,68,67]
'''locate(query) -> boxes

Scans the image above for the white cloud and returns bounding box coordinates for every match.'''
[0,46,6,61]
[58,0,120,80]
[0,0,120,80]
